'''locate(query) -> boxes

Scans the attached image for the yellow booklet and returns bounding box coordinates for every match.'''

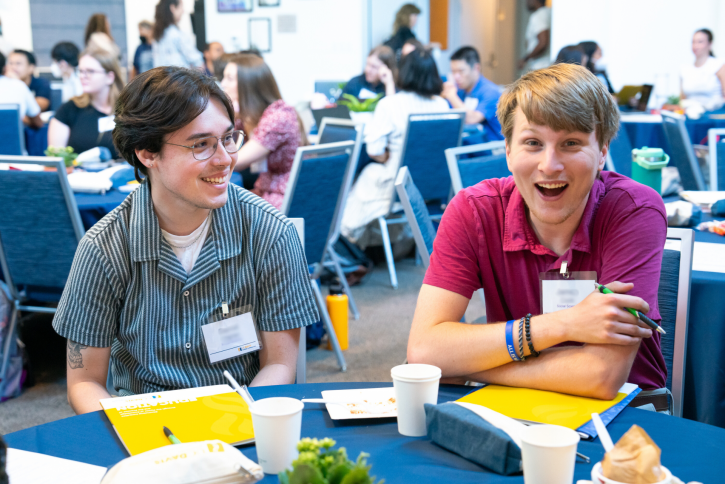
[456,384,633,431]
[100,385,254,455]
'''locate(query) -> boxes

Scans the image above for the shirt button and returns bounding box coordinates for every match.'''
[183,291,190,297]
[185,342,191,349]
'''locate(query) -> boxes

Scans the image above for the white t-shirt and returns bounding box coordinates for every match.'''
[161,216,212,274]
[525,6,552,71]
[0,76,41,119]
[681,56,725,110]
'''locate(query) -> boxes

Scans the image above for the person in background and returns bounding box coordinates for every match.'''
[341,48,449,246]
[51,42,83,102]
[153,0,204,69]
[555,45,587,67]
[132,20,154,79]
[203,41,224,77]
[340,45,397,101]
[84,13,120,59]
[0,52,42,128]
[680,29,725,112]
[441,46,503,141]
[221,53,306,209]
[6,50,51,112]
[520,0,551,71]
[401,38,424,58]
[578,41,614,94]
[384,3,421,59]
[48,49,124,157]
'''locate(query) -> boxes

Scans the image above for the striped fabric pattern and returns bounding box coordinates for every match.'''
[53,182,318,396]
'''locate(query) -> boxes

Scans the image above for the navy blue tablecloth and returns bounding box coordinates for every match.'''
[623,115,725,150]
[5,382,724,483]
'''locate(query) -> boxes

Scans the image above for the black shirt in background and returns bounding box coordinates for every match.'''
[384,26,416,57]
[339,74,386,100]
[54,100,118,157]
[28,76,51,111]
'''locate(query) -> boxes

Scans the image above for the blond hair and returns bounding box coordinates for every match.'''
[72,48,125,109]
[497,63,619,149]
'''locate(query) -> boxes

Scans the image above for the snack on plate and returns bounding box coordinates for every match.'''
[601,425,663,484]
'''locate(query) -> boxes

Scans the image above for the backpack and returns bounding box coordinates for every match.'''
[0,281,25,401]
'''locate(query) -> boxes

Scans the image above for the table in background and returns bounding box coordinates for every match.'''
[5,382,724,483]
[622,113,725,149]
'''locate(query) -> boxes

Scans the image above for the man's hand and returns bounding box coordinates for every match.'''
[441,80,459,102]
[554,281,653,346]
[518,58,527,70]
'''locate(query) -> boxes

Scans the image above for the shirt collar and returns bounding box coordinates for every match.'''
[503,177,605,257]
[129,182,243,263]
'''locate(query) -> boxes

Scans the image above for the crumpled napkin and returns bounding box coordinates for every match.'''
[601,425,662,484]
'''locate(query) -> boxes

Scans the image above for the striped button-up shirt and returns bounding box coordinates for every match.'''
[53,182,318,396]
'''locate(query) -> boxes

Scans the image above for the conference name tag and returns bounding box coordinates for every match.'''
[358,87,379,99]
[250,158,268,174]
[98,115,116,133]
[539,269,597,314]
[464,97,480,111]
[201,310,261,363]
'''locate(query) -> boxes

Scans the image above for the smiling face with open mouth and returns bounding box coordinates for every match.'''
[506,107,607,232]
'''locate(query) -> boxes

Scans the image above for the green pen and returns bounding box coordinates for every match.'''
[594,283,666,334]
[163,426,182,445]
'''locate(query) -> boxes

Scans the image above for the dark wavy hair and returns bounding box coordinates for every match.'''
[556,45,585,66]
[153,0,180,41]
[397,48,443,97]
[113,66,235,182]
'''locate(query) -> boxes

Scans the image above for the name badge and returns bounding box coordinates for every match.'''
[540,263,597,314]
[464,97,480,111]
[250,158,268,174]
[358,87,378,99]
[201,304,261,363]
[98,115,116,133]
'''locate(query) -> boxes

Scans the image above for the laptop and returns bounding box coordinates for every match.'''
[311,105,351,129]
[314,81,345,103]
[617,84,653,112]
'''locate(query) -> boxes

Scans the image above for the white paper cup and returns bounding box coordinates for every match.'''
[521,424,580,484]
[590,462,672,484]
[249,397,304,474]
[391,364,441,437]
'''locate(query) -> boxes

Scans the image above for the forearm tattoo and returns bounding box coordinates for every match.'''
[67,340,88,369]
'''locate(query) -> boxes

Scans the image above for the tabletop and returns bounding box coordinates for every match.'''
[6,382,725,483]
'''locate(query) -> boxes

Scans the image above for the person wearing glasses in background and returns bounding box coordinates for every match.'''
[48,49,124,157]
[53,66,318,414]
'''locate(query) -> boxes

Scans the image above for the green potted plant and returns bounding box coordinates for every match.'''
[279,438,384,484]
[45,146,78,172]
[338,93,383,124]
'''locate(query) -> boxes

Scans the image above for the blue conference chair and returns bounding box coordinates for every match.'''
[661,111,706,191]
[317,118,364,320]
[657,228,694,417]
[50,84,64,112]
[445,141,508,193]
[607,126,634,177]
[707,128,725,190]
[0,104,26,156]
[281,140,357,372]
[378,111,465,288]
[0,155,85,395]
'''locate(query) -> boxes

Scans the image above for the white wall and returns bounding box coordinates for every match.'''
[0,1,33,51]
[551,0,725,102]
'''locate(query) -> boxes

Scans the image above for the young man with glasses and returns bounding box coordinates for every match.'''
[53,67,318,414]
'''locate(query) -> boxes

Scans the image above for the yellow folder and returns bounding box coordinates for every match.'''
[100,385,254,455]
[456,384,629,430]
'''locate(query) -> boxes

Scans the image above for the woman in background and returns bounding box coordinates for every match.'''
[48,49,124,157]
[152,0,204,69]
[340,45,397,101]
[578,40,614,94]
[555,45,587,67]
[221,53,306,208]
[341,48,449,245]
[680,29,725,111]
[84,13,121,59]
[384,4,421,59]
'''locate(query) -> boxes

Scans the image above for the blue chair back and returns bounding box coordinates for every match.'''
[281,141,355,267]
[0,156,84,296]
[395,167,436,268]
[661,112,706,191]
[400,111,465,203]
[656,228,694,417]
[318,119,358,144]
[50,85,63,112]
[445,141,508,193]
[0,104,25,156]
[608,126,633,177]
[707,128,725,190]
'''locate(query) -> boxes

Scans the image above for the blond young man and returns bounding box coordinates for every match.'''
[408,64,667,403]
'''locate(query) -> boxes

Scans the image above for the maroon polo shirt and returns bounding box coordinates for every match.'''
[424,171,668,390]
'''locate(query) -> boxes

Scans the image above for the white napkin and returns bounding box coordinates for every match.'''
[67,171,113,193]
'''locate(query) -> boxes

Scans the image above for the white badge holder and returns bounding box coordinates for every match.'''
[201,303,263,364]
[539,261,597,314]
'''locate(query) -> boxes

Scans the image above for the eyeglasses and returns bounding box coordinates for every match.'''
[165,130,246,161]
[78,69,107,77]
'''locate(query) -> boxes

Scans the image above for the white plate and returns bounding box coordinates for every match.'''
[319,387,397,419]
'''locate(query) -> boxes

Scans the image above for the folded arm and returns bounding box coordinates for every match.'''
[250,328,301,386]
[66,339,111,414]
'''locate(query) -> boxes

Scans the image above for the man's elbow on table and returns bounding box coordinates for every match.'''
[575,345,637,400]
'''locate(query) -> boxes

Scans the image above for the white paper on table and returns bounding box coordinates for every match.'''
[693,242,725,273]
[681,191,725,207]
[619,113,663,123]
[7,448,107,484]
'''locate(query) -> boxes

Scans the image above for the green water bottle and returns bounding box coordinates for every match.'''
[631,146,670,194]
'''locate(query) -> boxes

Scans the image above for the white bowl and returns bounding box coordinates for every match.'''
[591,462,672,484]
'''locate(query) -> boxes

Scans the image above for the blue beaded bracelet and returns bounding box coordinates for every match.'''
[505,319,520,362]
